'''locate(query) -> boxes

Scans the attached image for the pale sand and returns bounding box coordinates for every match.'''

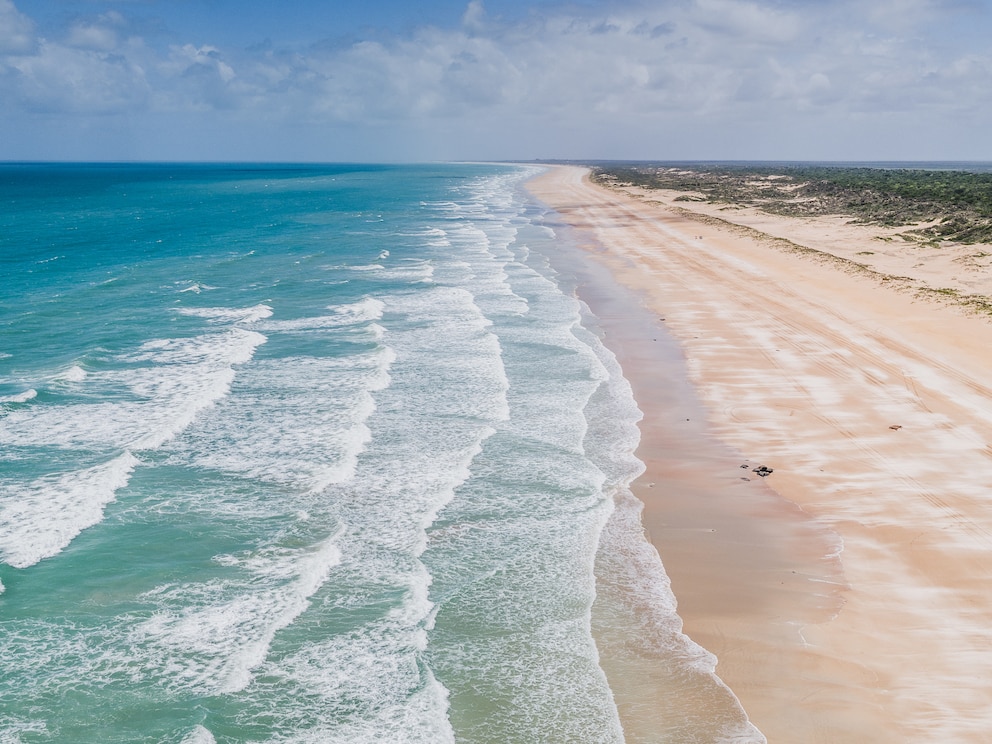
[527,165,992,742]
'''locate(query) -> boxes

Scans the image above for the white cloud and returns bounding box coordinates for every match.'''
[0,0,35,54]
[165,44,237,84]
[462,0,487,32]
[9,41,149,114]
[694,0,803,44]
[66,21,119,52]
[1,0,991,159]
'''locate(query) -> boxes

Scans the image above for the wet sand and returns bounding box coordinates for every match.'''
[527,165,992,742]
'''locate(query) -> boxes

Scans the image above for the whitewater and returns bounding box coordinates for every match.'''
[0,163,758,743]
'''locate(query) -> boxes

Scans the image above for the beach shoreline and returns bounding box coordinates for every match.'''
[526,164,992,741]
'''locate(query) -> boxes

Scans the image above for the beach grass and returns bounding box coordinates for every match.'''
[590,163,992,244]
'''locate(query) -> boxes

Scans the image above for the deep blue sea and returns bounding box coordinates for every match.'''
[0,163,761,743]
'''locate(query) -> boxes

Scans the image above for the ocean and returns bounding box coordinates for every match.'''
[0,163,761,743]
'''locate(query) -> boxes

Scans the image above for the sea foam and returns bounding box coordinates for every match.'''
[135,536,343,695]
[0,389,37,404]
[54,365,87,383]
[0,329,265,452]
[0,452,139,569]
[180,726,216,744]
[176,303,273,324]
[0,311,266,570]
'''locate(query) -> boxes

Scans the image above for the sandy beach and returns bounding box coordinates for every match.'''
[527,165,992,742]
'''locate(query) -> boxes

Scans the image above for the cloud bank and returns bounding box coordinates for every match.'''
[1,0,990,160]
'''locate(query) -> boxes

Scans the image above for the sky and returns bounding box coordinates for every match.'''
[1,0,991,162]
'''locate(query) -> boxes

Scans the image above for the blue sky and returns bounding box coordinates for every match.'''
[1,0,991,161]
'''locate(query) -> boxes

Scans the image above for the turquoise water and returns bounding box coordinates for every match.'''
[0,163,756,743]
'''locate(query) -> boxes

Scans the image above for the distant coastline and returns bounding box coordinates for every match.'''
[531,159,992,172]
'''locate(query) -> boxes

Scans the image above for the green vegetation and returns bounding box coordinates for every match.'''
[590,163,992,244]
